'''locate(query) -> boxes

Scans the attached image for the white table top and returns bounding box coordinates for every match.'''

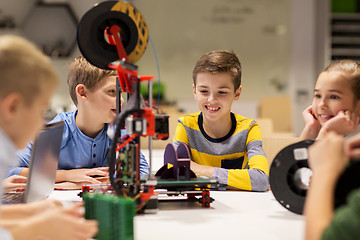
[49,149,305,240]
[135,190,304,240]
[50,190,304,240]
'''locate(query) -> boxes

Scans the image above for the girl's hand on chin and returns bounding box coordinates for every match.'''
[321,110,359,137]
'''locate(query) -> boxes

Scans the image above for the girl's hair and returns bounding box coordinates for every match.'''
[67,56,117,106]
[192,50,242,91]
[323,60,360,100]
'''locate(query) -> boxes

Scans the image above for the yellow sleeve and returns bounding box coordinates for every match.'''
[173,117,189,146]
[226,121,269,191]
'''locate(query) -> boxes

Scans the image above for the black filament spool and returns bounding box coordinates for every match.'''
[270,139,360,215]
[77,1,149,69]
[269,140,315,215]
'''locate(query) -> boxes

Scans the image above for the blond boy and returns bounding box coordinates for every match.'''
[0,35,97,239]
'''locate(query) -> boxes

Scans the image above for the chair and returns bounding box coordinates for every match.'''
[262,136,299,167]
[255,118,274,138]
[259,96,292,134]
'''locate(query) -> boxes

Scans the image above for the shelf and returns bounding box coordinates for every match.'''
[22,3,77,57]
[331,13,360,60]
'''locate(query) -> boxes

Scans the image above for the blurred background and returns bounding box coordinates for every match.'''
[0,0,357,141]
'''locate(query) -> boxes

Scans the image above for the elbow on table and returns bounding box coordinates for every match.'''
[253,182,269,192]
[250,169,269,192]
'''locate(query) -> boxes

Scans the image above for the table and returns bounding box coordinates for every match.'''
[49,149,305,240]
[135,190,304,240]
[50,190,304,240]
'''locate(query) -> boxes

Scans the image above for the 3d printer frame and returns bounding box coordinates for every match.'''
[77,1,216,211]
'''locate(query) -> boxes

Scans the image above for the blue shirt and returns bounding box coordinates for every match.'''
[8,110,149,178]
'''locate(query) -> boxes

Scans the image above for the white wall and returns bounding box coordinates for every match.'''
[0,0,327,135]
[135,0,290,102]
[289,0,330,135]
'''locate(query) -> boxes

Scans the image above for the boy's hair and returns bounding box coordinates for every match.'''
[67,56,117,106]
[192,50,242,91]
[323,59,360,101]
[0,35,58,104]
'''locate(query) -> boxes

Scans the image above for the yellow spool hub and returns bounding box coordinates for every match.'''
[110,2,149,64]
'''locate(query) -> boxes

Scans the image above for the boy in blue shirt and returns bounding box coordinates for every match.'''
[9,56,149,189]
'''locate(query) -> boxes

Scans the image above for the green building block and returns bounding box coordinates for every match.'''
[83,193,135,240]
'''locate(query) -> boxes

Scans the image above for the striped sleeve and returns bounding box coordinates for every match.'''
[174,114,269,191]
[173,115,194,148]
[223,121,269,191]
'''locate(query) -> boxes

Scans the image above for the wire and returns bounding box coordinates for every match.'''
[149,34,161,112]
[131,0,162,111]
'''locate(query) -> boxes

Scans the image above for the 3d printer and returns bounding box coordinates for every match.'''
[77,1,217,218]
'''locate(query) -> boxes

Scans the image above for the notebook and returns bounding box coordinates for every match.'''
[2,121,64,204]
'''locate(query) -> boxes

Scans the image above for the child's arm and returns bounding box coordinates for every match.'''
[304,132,347,240]
[19,167,109,190]
[315,133,360,239]
[7,203,98,240]
[7,144,33,177]
[54,157,144,189]
[189,161,214,177]
[18,167,108,188]
[224,122,269,191]
[55,167,108,184]
[2,175,26,193]
[300,105,321,140]
[317,110,359,139]
[1,199,62,220]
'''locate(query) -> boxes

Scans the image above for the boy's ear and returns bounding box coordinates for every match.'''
[234,86,242,100]
[192,84,196,96]
[76,84,88,101]
[0,93,22,123]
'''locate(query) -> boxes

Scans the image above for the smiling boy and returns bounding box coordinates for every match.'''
[173,50,269,191]
[9,56,149,188]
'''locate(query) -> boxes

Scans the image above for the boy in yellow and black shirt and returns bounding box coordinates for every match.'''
[173,50,269,191]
